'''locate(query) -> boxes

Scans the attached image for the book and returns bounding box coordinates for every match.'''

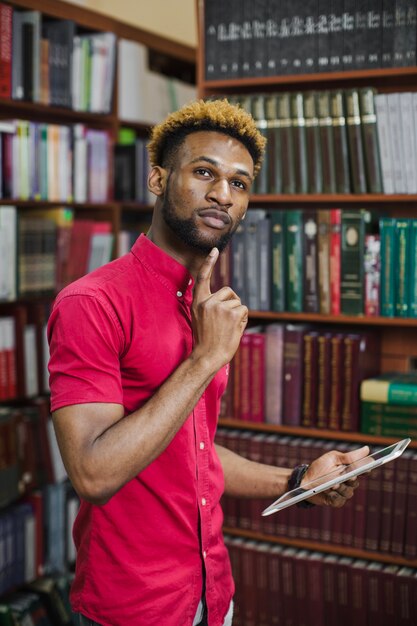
[317,209,331,314]
[282,324,308,425]
[251,95,268,195]
[284,209,304,312]
[304,91,322,194]
[264,94,281,194]
[340,209,371,315]
[374,93,394,193]
[361,372,417,405]
[379,217,396,317]
[302,209,319,313]
[0,4,12,99]
[364,234,381,316]
[317,91,336,193]
[264,323,284,425]
[270,210,285,312]
[345,89,367,193]
[329,208,341,315]
[394,218,411,317]
[277,92,295,194]
[290,92,308,194]
[359,87,383,193]
[302,331,319,427]
[330,90,350,193]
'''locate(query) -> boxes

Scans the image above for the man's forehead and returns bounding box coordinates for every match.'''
[180,131,254,172]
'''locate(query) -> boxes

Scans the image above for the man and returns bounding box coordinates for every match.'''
[48,99,368,626]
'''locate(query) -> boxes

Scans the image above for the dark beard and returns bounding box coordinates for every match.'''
[160,187,235,254]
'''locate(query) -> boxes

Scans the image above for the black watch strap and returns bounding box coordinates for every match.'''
[288,464,316,509]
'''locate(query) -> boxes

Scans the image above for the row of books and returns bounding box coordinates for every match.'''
[225,536,417,626]
[0,207,114,301]
[222,324,380,431]
[228,88,417,196]
[218,431,416,559]
[0,3,116,112]
[361,372,417,438]
[204,1,417,80]
[118,39,196,125]
[114,129,153,204]
[0,399,67,506]
[0,574,75,626]
[0,483,77,599]
[0,121,112,203]
[216,208,417,318]
[0,304,50,402]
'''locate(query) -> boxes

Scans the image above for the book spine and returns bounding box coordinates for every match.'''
[340,209,366,315]
[317,209,331,314]
[277,93,296,193]
[302,331,319,427]
[329,208,341,315]
[284,210,304,312]
[381,0,395,67]
[328,333,344,430]
[317,91,336,193]
[409,219,417,318]
[364,234,381,316]
[270,211,285,312]
[330,89,351,193]
[302,209,319,313]
[251,95,268,195]
[345,89,367,193]
[290,92,308,193]
[282,325,306,425]
[379,217,396,317]
[250,333,265,423]
[359,87,383,193]
[304,91,322,194]
[374,93,394,193]
[0,4,12,99]
[265,94,282,194]
[317,332,332,428]
[394,218,411,317]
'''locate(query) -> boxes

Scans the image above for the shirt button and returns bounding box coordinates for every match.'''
[202,498,207,506]
[188,278,192,285]
[203,551,207,559]
[176,291,182,297]
[200,442,205,450]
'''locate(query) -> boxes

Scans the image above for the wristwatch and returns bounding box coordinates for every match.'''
[288,464,316,509]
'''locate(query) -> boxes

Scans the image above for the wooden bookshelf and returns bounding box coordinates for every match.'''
[197,0,417,603]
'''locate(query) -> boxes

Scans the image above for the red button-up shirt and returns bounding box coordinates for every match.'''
[47,234,233,626]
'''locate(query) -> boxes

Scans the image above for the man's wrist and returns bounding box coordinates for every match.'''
[288,464,316,509]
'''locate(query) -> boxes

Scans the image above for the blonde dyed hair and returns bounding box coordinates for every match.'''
[147,99,266,177]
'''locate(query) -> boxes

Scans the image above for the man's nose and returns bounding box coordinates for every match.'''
[206,178,232,206]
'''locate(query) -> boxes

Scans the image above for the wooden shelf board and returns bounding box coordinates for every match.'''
[0,200,120,210]
[0,97,117,125]
[223,527,417,567]
[218,418,417,448]
[249,193,417,205]
[247,310,417,327]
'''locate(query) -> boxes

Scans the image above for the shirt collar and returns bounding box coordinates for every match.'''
[131,234,195,305]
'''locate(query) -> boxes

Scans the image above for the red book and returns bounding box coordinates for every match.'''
[294,550,310,626]
[352,473,369,550]
[381,565,400,626]
[365,464,383,552]
[404,452,417,558]
[280,548,297,626]
[394,567,416,625]
[264,323,284,425]
[0,4,12,99]
[316,332,332,429]
[341,331,380,431]
[282,324,309,425]
[302,331,319,427]
[329,208,342,314]
[0,319,7,399]
[323,555,339,624]
[306,552,325,623]
[379,460,396,553]
[238,330,252,421]
[367,563,385,623]
[328,332,345,430]
[224,536,243,626]
[249,331,265,422]
[248,433,265,532]
[390,451,411,555]
[350,560,368,626]
[2,316,17,399]
[268,545,283,626]
[237,432,252,530]
[255,543,270,626]
[336,557,353,626]
[67,219,95,283]
[240,540,258,626]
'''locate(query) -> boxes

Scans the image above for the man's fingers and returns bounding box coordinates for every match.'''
[193,248,219,301]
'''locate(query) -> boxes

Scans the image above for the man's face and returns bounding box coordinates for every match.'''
[159,131,254,254]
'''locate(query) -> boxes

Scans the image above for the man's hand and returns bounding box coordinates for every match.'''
[191,247,248,370]
[302,445,370,508]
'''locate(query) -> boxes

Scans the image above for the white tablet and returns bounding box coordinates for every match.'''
[262,438,411,517]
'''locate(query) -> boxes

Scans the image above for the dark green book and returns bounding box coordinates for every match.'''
[394,218,411,317]
[290,92,308,193]
[330,90,351,193]
[359,87,383,193]
[251,94,268,195]
[340,209,370,315]
[304,91,322,193]
[409,219,417,318]
[379,217,396,317]
[345,89,367,193]
[317,91,336,193]
[284,209,304,312]
[265,94,282,194]
[270,210,285,312]
[302,209,319,313]
[277,92,295,194]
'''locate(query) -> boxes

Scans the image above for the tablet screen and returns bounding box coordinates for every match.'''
[262,437,411,516]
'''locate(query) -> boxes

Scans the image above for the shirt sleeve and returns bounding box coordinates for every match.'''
[47,292,125,412]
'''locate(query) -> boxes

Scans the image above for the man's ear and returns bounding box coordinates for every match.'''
[148,166,168,197]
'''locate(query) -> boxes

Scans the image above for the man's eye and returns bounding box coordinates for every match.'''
[195,168,211,177]
[231,180,246,190]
